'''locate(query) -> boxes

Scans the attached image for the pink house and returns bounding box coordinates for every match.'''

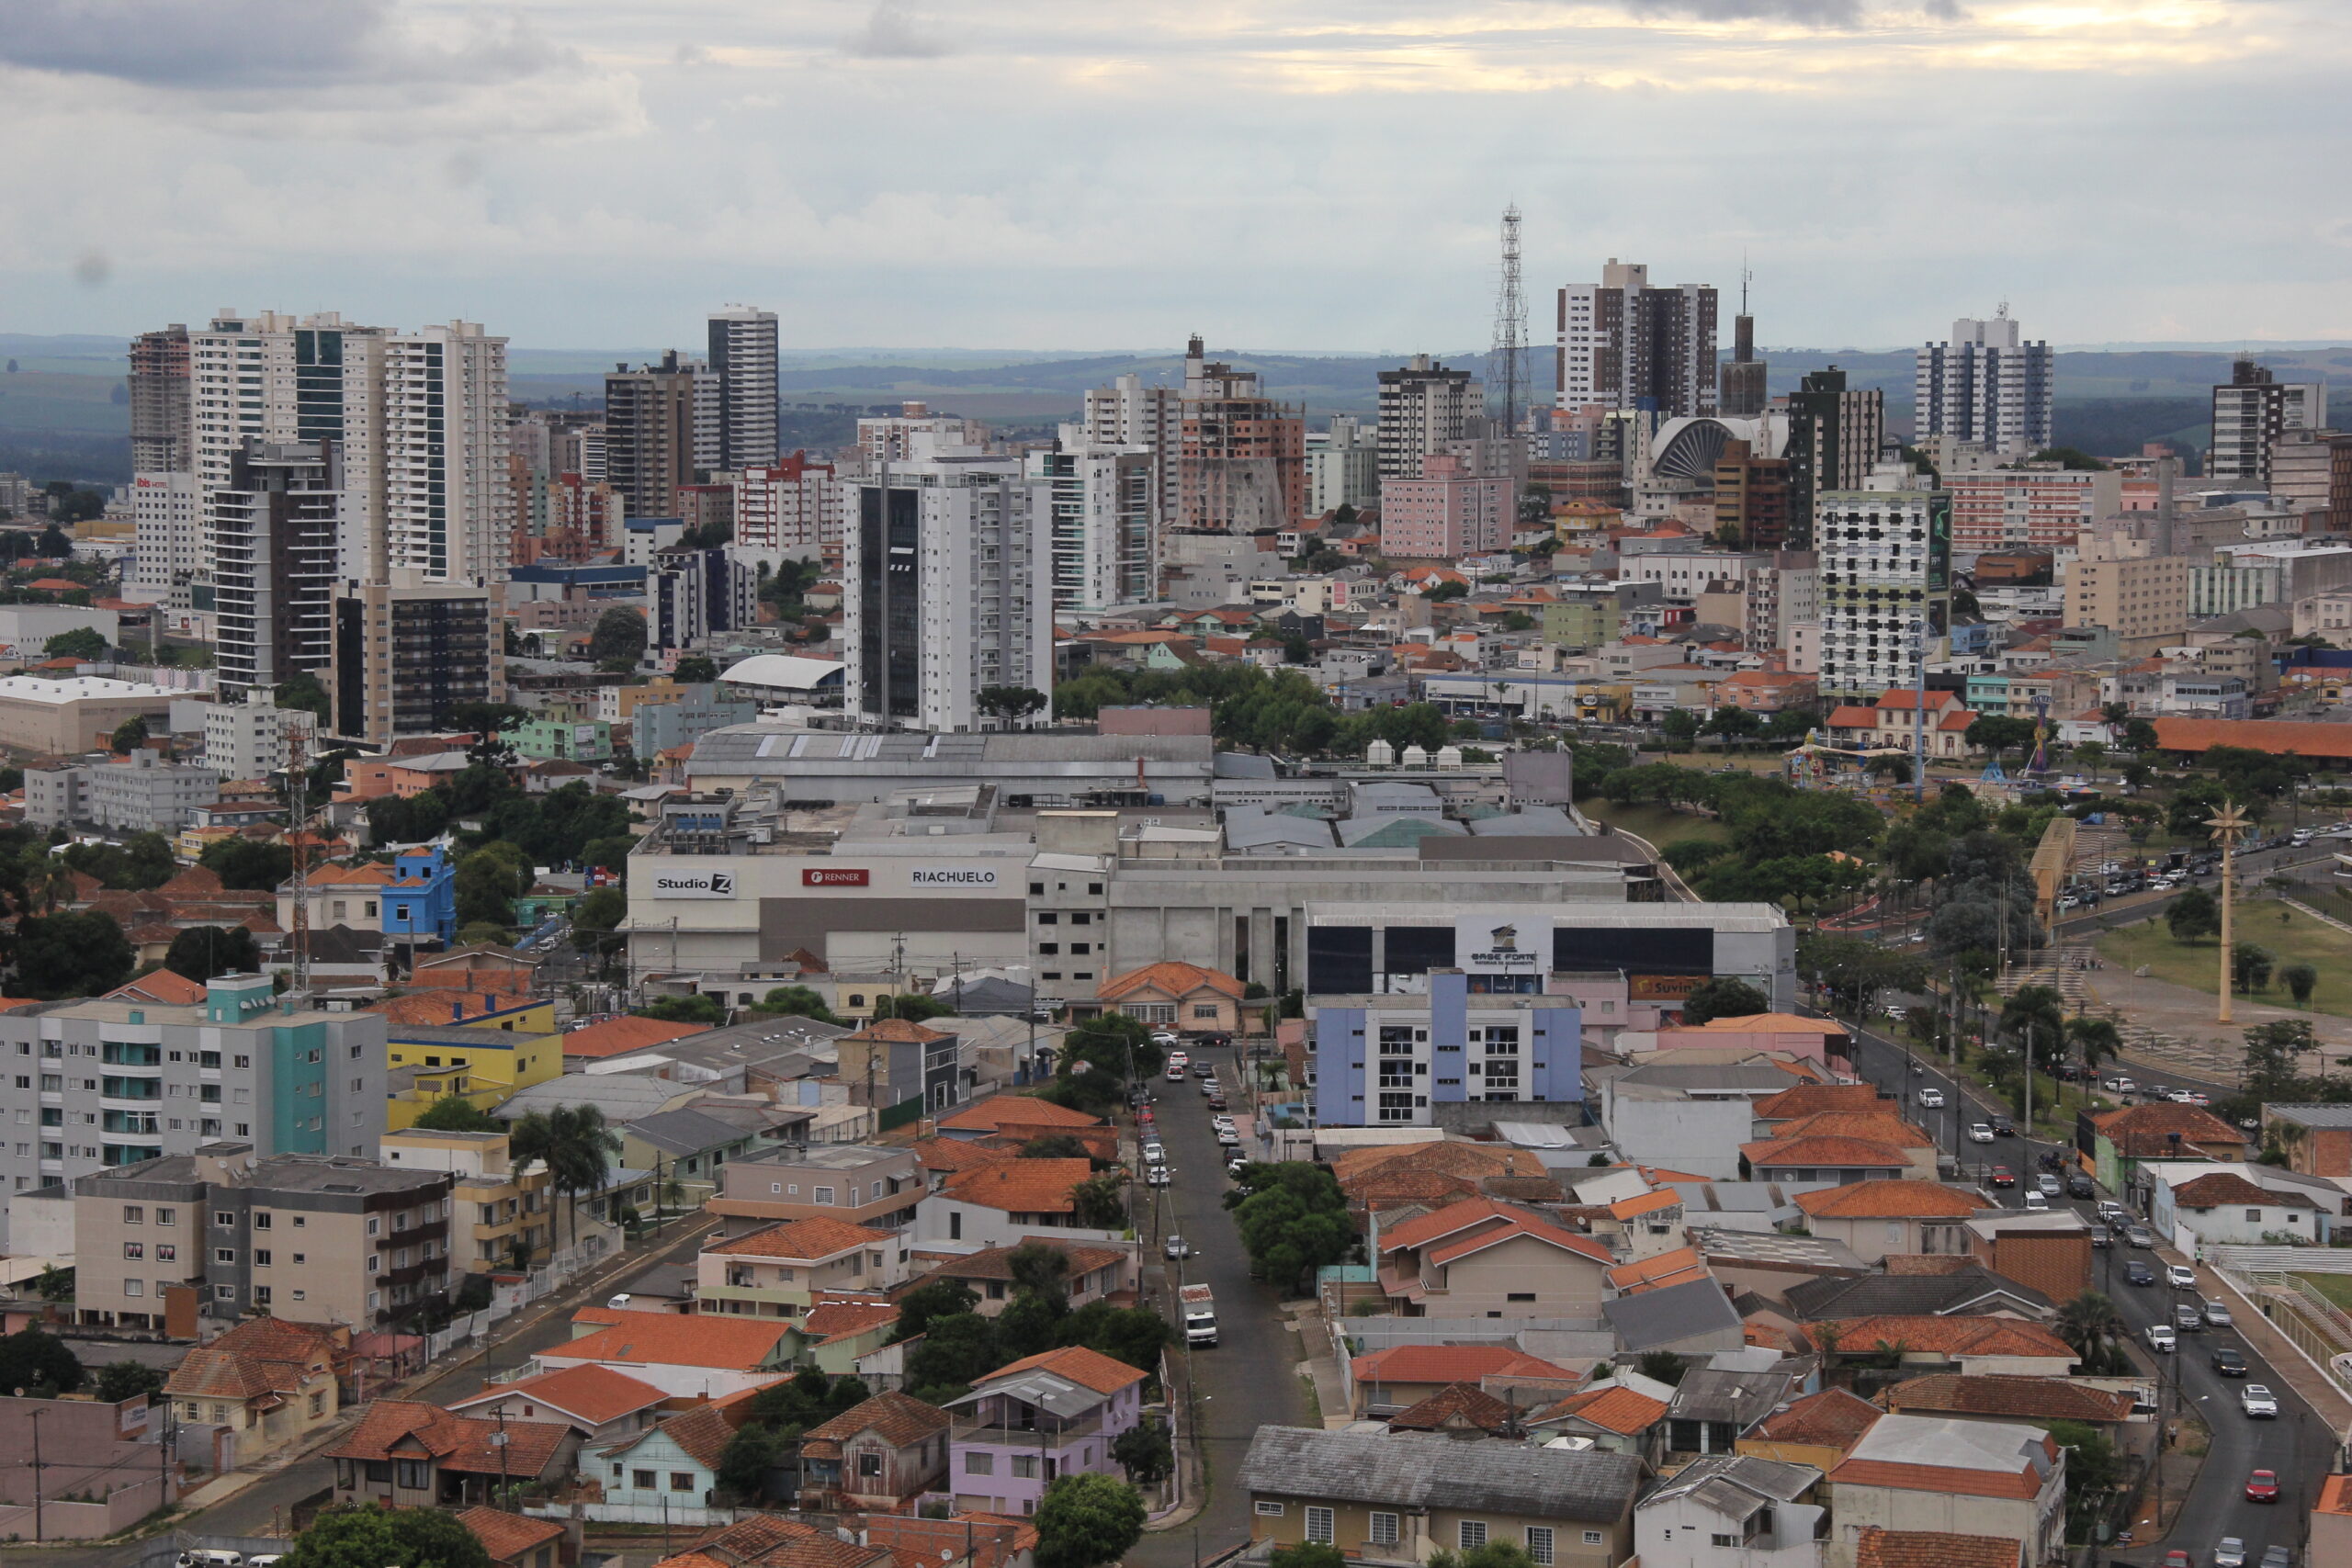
[1378,455,1512,559]
[944,1345,1146,1516]
[1651,1012,1849,1068]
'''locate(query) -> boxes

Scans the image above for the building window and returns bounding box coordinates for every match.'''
[215,1212,234,1228]
[254,1286,272,1305]
[1305,1507,1335,1545]
[1525,1528,1554,1565]
[1581,1532,1604,1547]
[254,1250,271,1268]
[1011,1455,1039,1479]
[967,1451,994,1475]
[214,1248,235,1265]
[859,1451,883,1477]
[122,1205,142,1224]
[1255,1502,1284,1517]
[1459,1523,1488,1550]
[1370,1513,1400,1547]
[123,1242,144,1259]
[814,1187,835,1205]
[633,1469,657,1490]
[670,1472,695,1492]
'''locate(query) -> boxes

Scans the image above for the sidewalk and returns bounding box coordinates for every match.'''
[1288,1302,1350,1429]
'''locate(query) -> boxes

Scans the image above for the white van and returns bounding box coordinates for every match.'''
[178,1552,246,1568]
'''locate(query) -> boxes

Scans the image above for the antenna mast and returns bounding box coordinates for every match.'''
[1489,204,1528,437]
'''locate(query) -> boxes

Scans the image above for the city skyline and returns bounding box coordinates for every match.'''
[1,1,2348,350]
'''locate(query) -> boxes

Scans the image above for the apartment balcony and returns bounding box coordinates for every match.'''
[954,1417,1113,1448]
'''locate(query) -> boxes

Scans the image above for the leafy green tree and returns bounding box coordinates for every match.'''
[673,654,720,683]
[1998,985,2067,1050]
[2233,942,2277,993]
[199,836,293,891]
[2284,963,2320,1009]
[1007,1241,1073,1303]
[891,1279,982,1344]
[366,789,450,848]
[505,1103,621,1249]
[1659,708,1701,750]
[281,1503,492,1568]
[413,1094,503,1133]
[1021,1134,1095,1162]
[1678,976,1770,1025]
[164,924,263,983]
[1058,1301,1172,1372]
[758,984,842,1024]
[995,1286,1069,1360]
[1635,1349,1687,1386]
[274,671,332,723]
[978,685,1049,727]
[95,1359,166,1403]
[1430,1544,1541,1568]
[1069,1171,1129,1229]
[2167,885,2221,942]
[874,992,956,1023]
[1112,1418,1175,1486]
[2053,1291,2128,1375]
[454,845,526,930]
[1034,1472,1148,1568]
[1225,1162,1354,1289]
[716,1421,795,1502]
[905,1311,1002,1403]
[2065,1017,2122,1075]
[0,1325,85,1395]
[1966,715,2037,763]
[42,626,107,661]
[636,994,725,1024]
[588,606,648,665]
[2243,1019,2315,1103]
[14,910,135,998]
[1272,1547,1348,1568]
[571,884,626,941]
[110,715,149,752]
[1064,1012,1161,1079]
[1702,705,1763,749]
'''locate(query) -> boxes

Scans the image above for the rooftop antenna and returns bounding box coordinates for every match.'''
[1489,204,1529,436]
[1740,254,1751,317]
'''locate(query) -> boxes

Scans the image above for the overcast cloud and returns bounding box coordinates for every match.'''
[0,0,2345,352]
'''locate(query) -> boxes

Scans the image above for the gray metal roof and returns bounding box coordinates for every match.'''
[2264,1104,2352,1128]
[1238,1426,1640,1522]
[497,1075,684,1122]
[626,1106,761,1156]
[1782,1266,2051,1323]
[1667,1367,1794,1428]
[1639,1454,1821,1517]
[948,1367,1113,1419]
[1602,1278,1743,1353]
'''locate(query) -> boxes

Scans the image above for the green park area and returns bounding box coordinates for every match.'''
[2097,899,2352,1019]
[1579,799,1733,851]
[2296,1273,2352,1312]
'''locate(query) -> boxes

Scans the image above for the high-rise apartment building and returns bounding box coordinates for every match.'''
[1306,418,1380,516]
[1815,466,1951,703]
[1718,312,1768,418]
[212,437,341,695]
[1375,356,1484,479]
[1785,367,1884,550]
[2211,360,2327,486]
[604,351,704,521]
[1914,311,2054,457]
[130,324,193,473]
[0,972,386,1222]
[1713,438,1792,548]
[858,401,985,464]
[650,547,758,651]
[1176,338,1305,535]
[1378,454,1511,559]
[843,442,1051,732]
[1028,439,1157,612]
[130,470,199,592]
[1081,373,1182,529]
[328,573,503,747]
[707,306,780,471]
[734,454,841,560]
[2270,429,2352,532]
[204,689,315,779]
[1555,259,1717,419]
[1943,467,2122,556]
[2064,553,2190,657]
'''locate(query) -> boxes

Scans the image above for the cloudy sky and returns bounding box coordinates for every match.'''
[2,0,2347,353]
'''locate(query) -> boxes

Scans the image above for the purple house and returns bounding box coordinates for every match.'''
[944,1344,1148,1516]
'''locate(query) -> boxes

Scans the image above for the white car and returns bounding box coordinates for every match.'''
[2166,1089,2196,1103]
[2102,1077,2137,1094]
[2166,1263,2199,1289]
[1147,1166,1172,1187]
[1968,1122,1996,1144]
[1142,1142,1167,1166]
[2145,1323,2177,1353]
[2241,1383,2279,1418]
[1918,1088,1945,1108]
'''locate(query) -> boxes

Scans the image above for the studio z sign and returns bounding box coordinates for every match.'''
[652,869,737,899]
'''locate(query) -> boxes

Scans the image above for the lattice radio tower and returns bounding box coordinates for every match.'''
[1489,204,1529,435]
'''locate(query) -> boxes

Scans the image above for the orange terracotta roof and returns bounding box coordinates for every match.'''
[941,1158,1091,1214]
[1829,1457,2041,1502]
[2153,716,2352,761]
[1096,960,1245,1003]
[1351,1344,1570,1386]
[1826,705,1883,728]
[549,1310,793,1371]
[1740,1135,1912,1169]
[1748,1386,1882,1450]
[802,1389,952,1450]
[1753,1083,1884,1120]
[561,1014,713,1058]
[1880,1374,2133,1424]
[107,969,207,1006]
[983,1344,1148,1394]
[448,1362,668,1426]
[709,1217,894,1261]
[1696,1012,1848,1036]
[1387,1382,1518,1433]
[1535,1383,1668,1436]
[1609,1188,1681,1221]
[1773,1111,1934,1149]
[1427,1211,1614,1269]
[1794,1181,1987,1219]
[1374,1196,1533,1254]
[2171,1171,2304,1208]
[331,1399,568,1478]
[936,1097,1102,1133]
[800,1298,900,1345]
[911,1136,1016,1173]
[1814,1315,2075,1359]
[864,1517,1035,1568]
[1606,1246,1711,1293]
[2089,1101,2248,1155]
[458,1506,567,1565]
[1854,1529,2021,1568]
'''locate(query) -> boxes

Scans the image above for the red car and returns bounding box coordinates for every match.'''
[1988,1166,2017,1188]
[2246,1468,2281,1503]
[2161,1553,2192,1568]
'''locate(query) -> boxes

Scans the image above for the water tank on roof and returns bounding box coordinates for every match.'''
[1401,744,1430,768]
[1366,739,1395,766]
[1436,745,1464,768]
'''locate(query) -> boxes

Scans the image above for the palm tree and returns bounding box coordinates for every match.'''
[27,857,74,915]
[2055,1291,2125,1372]
[540,1104,620,1253]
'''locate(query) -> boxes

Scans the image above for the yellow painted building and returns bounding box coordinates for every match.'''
[379,1128,557,1273]
[383,1020,564,1129]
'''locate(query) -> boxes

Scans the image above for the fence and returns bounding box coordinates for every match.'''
[2204,1257,2352,1404]
[424,1235,611,1361]
[525,1499,746,1527]
[2206,1245,2352,1275]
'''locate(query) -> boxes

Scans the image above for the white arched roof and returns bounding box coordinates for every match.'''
[719,654,845,693]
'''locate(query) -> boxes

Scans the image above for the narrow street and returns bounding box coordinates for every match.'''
[1129,1045,1310,1567]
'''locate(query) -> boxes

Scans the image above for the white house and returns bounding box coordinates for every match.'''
[2143,1162,2335,1251]
[1826,1415,2064,1568]
[909,1157,1126,1256]
[1636,1453,1826,1568]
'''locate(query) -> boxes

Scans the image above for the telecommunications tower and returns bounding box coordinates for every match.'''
[1488,204,1528,435]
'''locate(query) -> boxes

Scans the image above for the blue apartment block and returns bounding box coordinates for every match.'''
[1311,971,1581,1128]
[382,847,458,946]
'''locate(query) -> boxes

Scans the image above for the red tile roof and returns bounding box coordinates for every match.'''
[2153,716,2352,761]
[1830,1457,2043,1502]
[107,969,207,1006]
[1351,1344,1571,1386]
[1426,1210,1614,1269]
[447,1362,668,1426]
[1606,1246,1711,1294]
[1747,1386,1882,1450]
[935,1096,1102,1133]
[2172,1171,2309,1209]
[1795,1181,1987,1219]
[939,1157,1092,1214]
[1534,1383,1667,1435]
[708,1217,894,1261]
[1853,1529,2021,1568]
[1386,1382,1517,1433]
[548,1310,793,1371]
[458,1506,567,1565]
[983,1344,1148,1394]
[911,1136,1017,1173]
[801,1298,900,1346]
[2090,1102,2248,1156]
[801,1390,952,1450]
[1814,1315,2075,1360]
[1741,1134,1912,1169]
[1096,961,1245,1003]
[331,1399,568,1478]
[1880,1374,2134,1424]
[561,1014,712,1058]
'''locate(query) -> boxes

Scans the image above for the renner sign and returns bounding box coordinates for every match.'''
[652,869,737,899]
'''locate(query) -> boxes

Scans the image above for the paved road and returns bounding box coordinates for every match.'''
[1128,1049,1309,1567]
[1835,1021,2322,1562]
[24,1217,719,1567]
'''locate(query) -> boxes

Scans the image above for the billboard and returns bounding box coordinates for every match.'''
[651,868,737,899]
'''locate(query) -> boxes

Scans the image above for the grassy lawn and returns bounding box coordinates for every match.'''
[2295,1272,2352,1312]
[1581,799,1733,849]
[2096,900,2352,1018]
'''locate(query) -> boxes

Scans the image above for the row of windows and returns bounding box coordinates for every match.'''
[1261,1504,1588,1562]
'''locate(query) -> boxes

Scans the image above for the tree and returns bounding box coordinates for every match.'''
[1226,1162,1355,1289]
[95,1359,166,1404]
[571,885,627,954]
[164,923,263,983]
[2122,717,2160,755]
[1022,1134,1094,1162]
[874,992,956,1023]
[1635,1349,1688,1386]
[995,1286,1069,1360]
[1008,1240,1074,1303]
[454,846,526,930]
[274,671,333,723]
[1679,976,1770,1025]
[2284,963,2320,1008]
[200,837,293,891]
[978,686,1049,727]
[1069,1171,1129,1229]
[2054,1290,2127,1375]
[110,714,149,752]
[2065,1017,2122,1075]
[904,1311,1001,1403]
[1112,1417,1174,1486]
[588,606,648,666]
[2166,885,2221,942]
[0,1325,85,1395]
[367,789,450,848]
[2244,1019,2316,1104]
[14,909,135,998]
[1033,1472,1147,1568]
[2233,942,2277,994]
[1965,715,2037,763]
[506,1103,621,1251]
[672,654,719,683]
[442,701,529,741]
[1998,984,2066,1051]
[42,626,106,661]
[757,985,842,1024]
[281,1503,492,1568]
[716,1420,794,1502]
[1659,708,1701,750]
[1430,1546,1541,1568]
[413,1093,503,1133]
[637,994,726,1024]
[1272,1548,1348,1568]
[891,1279,981,1344]
[1058,1301,1172,1372]
[2030,446,2110,472]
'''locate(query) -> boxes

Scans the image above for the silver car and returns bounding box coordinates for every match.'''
[2215,1539,2247,1568]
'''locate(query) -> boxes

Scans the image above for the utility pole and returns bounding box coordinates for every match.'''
[28,1404,43,1543]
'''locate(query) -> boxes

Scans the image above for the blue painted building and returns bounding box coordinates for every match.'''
[1311,971,1582,1128]
[382,847,458,946]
